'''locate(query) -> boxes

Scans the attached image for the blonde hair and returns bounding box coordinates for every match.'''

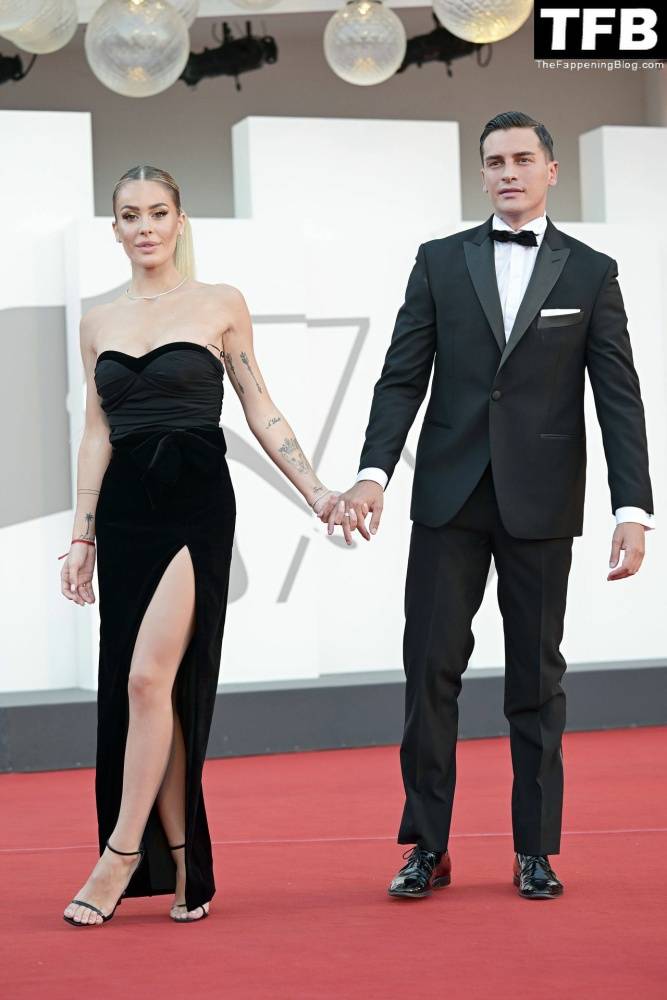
[112,165,196,280]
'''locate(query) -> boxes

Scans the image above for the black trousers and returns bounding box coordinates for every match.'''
[398,463,573,856]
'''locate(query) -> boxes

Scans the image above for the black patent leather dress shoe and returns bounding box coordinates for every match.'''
[388,846,452,898]
[513,854,563,899]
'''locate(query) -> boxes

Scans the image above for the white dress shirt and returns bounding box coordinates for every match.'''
[492,212,547,342]
[357,214,654,529]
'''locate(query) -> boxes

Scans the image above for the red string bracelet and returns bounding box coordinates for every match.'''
[57,539,96,560]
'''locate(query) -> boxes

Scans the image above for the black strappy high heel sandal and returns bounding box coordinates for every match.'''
[63,840,145,927]
[168,842,210,923]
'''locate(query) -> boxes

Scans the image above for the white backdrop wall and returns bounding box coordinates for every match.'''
[0,13,659,224]
[0,112,665,694]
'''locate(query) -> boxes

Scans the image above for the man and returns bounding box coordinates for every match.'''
[320,112,654,900]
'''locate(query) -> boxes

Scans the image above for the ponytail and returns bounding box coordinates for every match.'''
[174,215,196,280]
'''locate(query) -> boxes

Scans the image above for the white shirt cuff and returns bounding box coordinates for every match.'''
[356,467,388,490]
[615,507,655,530]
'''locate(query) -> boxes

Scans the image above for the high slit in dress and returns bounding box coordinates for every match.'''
[93,340,236,911]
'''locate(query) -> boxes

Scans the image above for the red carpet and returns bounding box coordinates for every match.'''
[1,727,666,999]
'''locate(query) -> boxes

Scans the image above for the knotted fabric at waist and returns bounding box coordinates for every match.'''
[112,426,227,510]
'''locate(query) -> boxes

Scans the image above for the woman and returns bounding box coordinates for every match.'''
[59,165,339,926]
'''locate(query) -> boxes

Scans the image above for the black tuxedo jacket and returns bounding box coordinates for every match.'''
[358,215,653,538]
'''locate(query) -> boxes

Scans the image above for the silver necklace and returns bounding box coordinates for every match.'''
[125,275,187,300]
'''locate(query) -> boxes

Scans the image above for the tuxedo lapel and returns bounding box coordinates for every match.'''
[463,218,505,353]
[497,218,570,372]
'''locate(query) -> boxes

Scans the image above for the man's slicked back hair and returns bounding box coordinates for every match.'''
[480,112,554,163]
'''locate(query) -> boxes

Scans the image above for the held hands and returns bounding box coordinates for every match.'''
[313,481,384,545]
[608,523,646,581]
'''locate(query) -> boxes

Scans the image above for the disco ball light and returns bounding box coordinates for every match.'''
[0,0,43,33]
[324,0,407,87]
[432,0,533,44]
[171,0,200,28]
[3,0,78,55]
[85,0,190,98]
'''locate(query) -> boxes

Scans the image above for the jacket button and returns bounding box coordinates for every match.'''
[491,389,502,401]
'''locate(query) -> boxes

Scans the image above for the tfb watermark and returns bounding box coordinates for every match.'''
[534,3,666,59]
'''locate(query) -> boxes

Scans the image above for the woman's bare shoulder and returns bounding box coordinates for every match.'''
[80,300,117,336]
[196,280,246,308]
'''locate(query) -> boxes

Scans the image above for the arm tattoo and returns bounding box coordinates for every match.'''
[266,415,282,429]
[310,485,329,506]
[224,352,244,394]
[278,436,310,475]
[77,512,95,540]
[240,351,263,394]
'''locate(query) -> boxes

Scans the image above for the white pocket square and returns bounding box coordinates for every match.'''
[540,308,581,316]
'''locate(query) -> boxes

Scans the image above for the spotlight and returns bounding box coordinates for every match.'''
[180,21,278,92]
[397,15,492,78]
[0,50,37,86]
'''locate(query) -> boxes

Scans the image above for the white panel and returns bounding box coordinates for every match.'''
[0,112,93,309]
[578,129,606,224]
[580,126,667,223]
[0,111,93,228]
[0,227,66,310]
[232,116,462,232]
[0,112,95,694]
[0,511,80,691]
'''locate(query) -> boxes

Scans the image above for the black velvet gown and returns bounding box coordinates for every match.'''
[93,341,236,911]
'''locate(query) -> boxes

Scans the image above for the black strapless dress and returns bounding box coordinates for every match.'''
[93,341,235,911]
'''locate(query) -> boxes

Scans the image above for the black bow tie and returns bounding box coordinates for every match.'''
[490,229,538,247]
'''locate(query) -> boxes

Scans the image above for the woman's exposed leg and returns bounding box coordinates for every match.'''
[64,545,195,925]
[155,702,208,919]
[156,692,186,850]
